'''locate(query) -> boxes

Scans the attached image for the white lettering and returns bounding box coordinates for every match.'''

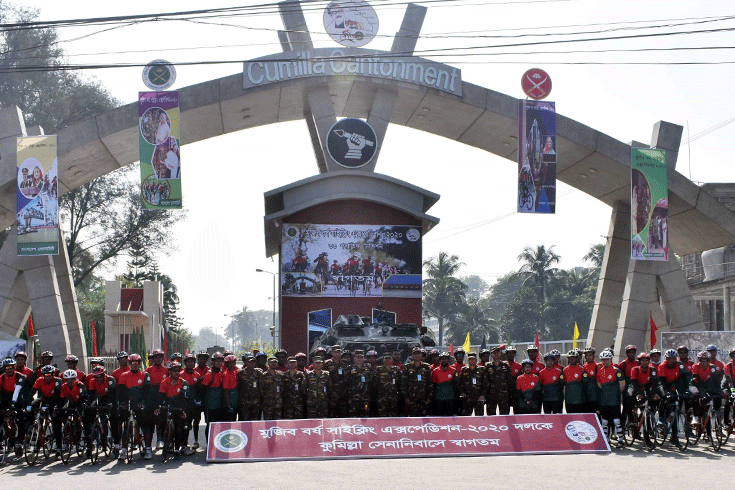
[247,62,264,84]
[424,66,437,86]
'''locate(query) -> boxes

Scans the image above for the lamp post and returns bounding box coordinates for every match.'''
[256,269,277,348]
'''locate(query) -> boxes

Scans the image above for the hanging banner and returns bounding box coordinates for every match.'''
[139,91,181,209]
[631,148,668,261]
[16,135,59,256]
[517,100,556,214]
[207,414,609,462]
[281,224,422,298]
[323,0,379,48]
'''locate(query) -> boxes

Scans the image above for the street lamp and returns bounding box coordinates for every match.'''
[256,269,277,348]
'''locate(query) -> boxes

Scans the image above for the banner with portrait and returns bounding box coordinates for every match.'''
[281,224,422,298]
[139,91,181,209]
[631,148,668,261]
[517,100,556,214]
[16,136,59,256]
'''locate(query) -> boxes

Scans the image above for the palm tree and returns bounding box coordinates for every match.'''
[583,243,605,269]
[514,245,561,303]
[452,297,498,345]
[423,252,467,345]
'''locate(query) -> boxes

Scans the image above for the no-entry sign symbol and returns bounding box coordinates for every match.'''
[521,68,552,100]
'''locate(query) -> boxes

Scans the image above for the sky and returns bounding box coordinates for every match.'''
[18,0,735,336]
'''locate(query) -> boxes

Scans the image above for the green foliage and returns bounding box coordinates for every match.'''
[422,252,467,345]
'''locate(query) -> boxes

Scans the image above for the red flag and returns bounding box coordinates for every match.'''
[27,314,35,337]
[448,343,454,355]
[92,321,98,356]
[650,314,657,348]
[534,331,540,350]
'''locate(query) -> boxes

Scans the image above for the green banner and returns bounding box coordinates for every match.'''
[139,91,181,209]
[16,136,59,256]
[631,148,668,261]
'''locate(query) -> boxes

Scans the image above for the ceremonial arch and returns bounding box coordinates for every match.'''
[1,2,734,362]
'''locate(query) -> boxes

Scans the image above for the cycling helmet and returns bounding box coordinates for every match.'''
[255,352,267,358]
[116,351,129,359]
[625,345,637,352]
[637,352,650,360]
[677,345,689,352]
[275,349,287,357]
[92,366,106,375]
[479,349,491,356]
[197,351,210,358]
[367,350,378,357]
[438,352,450,359]
[567,349,581,357]
[521,359,534,367]
[697,351,710,360]
[224,355,237,363]
[65,355,79,363]
[583,346,596,353]
[664,349,677,359]
[649,348,661,355]
[706,345,717,352]
[184,353,196,361]
[550,349,561,357]
[14,351,27,359]
[2,358,16,367]
[170,352,183,361]
[63,369,78,380]
[41,350,54,358]
[150,349,164,357]
[429,349,439,356]
[600,351,614,360]
[543,352,555,361]
[223,350,234,357]
[506,346,517,353]
[41,365,56,374]
[90,357,104,365]
[295,352,307,359]
[128,354,142,362]
[168,361,181,370]
[527,346,538,351]
[211,352,225,360]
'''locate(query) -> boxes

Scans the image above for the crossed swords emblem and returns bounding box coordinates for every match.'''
[526,73,549,98]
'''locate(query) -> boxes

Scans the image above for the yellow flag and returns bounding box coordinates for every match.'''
[573,322,580,348]
[463,332,471,352]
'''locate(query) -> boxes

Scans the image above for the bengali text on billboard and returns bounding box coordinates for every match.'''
[631,148,668,261]
[139,91,181,209]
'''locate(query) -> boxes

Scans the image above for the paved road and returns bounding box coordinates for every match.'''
[2,439,733,485]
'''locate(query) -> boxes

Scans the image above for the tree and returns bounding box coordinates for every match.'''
[451,296,498,346]
[194,326,222,352]
[120,241,151,287]
[583,243,606,269]
[498,286,542,343]
[422,252,467,345]
[513,245,561,303]
[460,274,489,300]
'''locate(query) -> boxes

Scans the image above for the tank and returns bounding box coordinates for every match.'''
[309,314,434,363]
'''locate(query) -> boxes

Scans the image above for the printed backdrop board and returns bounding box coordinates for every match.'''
[207,414,608,462]
[139,91,181,209]
[16,135,59,256]
[660,331,735,364]
[631,148,668,261]
[518,100,556,214]
[281,224,422,298]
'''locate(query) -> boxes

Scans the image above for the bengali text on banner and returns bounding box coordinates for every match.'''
[207,414,609,462]
[139,91,181,209]
[631,148,668,261]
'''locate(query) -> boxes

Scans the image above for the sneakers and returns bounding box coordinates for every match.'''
[182,447,195,456]
[118,448,127,460]
[156,440,164,450]
[173,450,181,460]
[191,441,199,449]
[144,448,153,460]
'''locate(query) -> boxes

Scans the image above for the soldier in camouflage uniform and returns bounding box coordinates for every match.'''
[260,357,284,420]
[485,345,512,415]
[282,357,307,419]
[324,346,348,418]
[347,350,372,417]
[237,355,263,420]
[374,354,401,417]
[457,352,487,416]
[366,350,380,416]
[401,347,433,417]
[305,357,331,418]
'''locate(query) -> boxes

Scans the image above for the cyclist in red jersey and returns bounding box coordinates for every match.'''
[64,355,85,384]
[158,362,189,460]
[179,353,200,454]
[617,345,639,428]
[117,354,152,460]
[677,345,694,372]
[146,349,168,453]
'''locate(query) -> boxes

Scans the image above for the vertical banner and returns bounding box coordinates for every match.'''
[518,100,556,214]
[139,91,181,209]
[631,148,668,261]
[16,135,59,256]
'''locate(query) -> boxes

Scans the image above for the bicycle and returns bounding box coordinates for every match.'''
[654,394,690,452]
[120,403,145,463]
[59,406,86,464]
[23,405,54,465]
[624,396,657,451]
[87,401,113,464]
[723,391,735,445]
[0,407,20,465]
[158,406,182,462]
[691,395,725,451]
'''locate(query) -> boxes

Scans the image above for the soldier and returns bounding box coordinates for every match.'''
[282,357,306,419]
[260,357,284,420]
[401,347,433,417]
[478,349,491,366]
[366,350,380,417]
[374,354,401,417]
[237,355,262,421]
[485,345,512,415]
[347,350,372,417]
[324,346,348,418]
[305,357,331,418]
[457,352,487,416]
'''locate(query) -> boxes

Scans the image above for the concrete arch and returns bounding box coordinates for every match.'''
[1,59,732,255]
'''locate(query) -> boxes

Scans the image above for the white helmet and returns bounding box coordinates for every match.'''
[599,351,614,360]
[63,369,78,380]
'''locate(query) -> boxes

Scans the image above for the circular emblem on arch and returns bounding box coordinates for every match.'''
[327,118,377,168]
[565,421,598,444]
[521,68,551,100]
[324,0,379,47]
[143,59,176,90]
[214,429,248,453]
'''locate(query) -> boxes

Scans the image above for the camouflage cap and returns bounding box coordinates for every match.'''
[267,357,278,363]
[412,347,422,353]
[354,350,365,357]
[287,356,296,362]
[491,345,502,353]
[467,352,477,358]
[382,354,391,360]
[244,355,255,361]
[331,345,342,352]
[313,357,324,363]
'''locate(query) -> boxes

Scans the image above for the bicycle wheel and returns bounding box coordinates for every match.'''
[89,423,101,464]
[24,422,40,466]
[709,411,723,451]
[675,409,690,452]
[60,422,73,464]
[623,419,637,447]
[135,422,145,459]
[123,420,135,463]
[75,423,86,458]
[161,420,171,463]
[42,420,54,459]
[0,426,7,466]
[690,409,702,446]
[643,412,657,452]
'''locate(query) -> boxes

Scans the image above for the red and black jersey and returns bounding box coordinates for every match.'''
[1,372,26,406]
[32,376,61,400]
[194,365,210,377]
[509,361,522,379]
[146,364,168,386]
[60,380,86,405]
[583,360,599,379]
[119,370,151,405]
[222,367,238,390]
[201,369,223,388]
[680,358,694,372]
[159,377,188,410]
[87,375,116,403]
[563,364,586,384]
[17,366,33,378]
[180,369,202,387]
[112,366,130,385]
[617,358,639,381]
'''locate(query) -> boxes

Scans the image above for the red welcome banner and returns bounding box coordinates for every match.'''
[207,414,608,462]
